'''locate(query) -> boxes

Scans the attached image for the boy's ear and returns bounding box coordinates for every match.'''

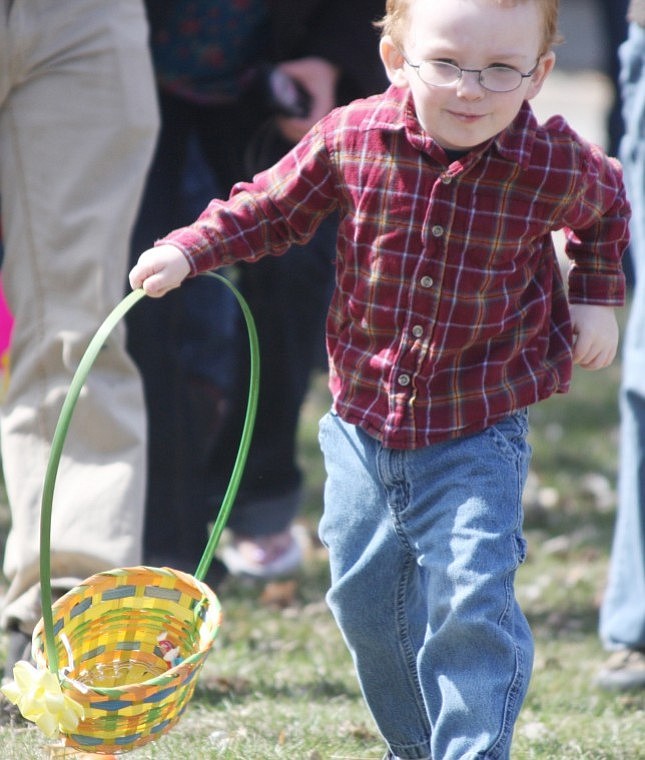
[525,51,556,100]
[379,35,409,87]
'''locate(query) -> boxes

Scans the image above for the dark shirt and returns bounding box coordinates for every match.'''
[145,0,387,104]
[151,0,270,102]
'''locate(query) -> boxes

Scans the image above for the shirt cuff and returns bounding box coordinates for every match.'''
[567,269,626,306]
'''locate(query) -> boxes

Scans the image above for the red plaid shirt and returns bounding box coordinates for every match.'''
[160,85,629,449]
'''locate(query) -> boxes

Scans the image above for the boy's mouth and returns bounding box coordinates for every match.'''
[447,110,486,123]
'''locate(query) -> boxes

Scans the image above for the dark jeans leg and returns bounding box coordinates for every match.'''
[127,92,237,570]
[212,215,336,537]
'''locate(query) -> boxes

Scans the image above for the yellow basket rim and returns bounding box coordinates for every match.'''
[32,564,222,696]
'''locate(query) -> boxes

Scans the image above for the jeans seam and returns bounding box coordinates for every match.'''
[394,552,434,751]
[486,440,528,759]
[384,446,434,750]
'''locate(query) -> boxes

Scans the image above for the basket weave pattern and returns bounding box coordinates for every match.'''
[32,566,221,754]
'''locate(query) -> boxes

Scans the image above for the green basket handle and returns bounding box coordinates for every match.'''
[39,273,260,674]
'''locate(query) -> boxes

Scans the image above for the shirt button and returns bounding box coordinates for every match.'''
[431,224,444,237]
[420,276,434,288]
[398,374,411,387]
[411,325,424,338]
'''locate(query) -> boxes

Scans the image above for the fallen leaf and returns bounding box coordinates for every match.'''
[260,580,298,609]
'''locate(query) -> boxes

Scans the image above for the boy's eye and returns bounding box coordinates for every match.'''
[488,64,519,73]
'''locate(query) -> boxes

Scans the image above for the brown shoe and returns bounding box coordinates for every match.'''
[595,648,645,691]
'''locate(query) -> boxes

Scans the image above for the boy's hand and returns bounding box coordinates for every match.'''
[569,304,619,370]
[129,244,191,298]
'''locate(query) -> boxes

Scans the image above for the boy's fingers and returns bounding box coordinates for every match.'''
[141,273,171,298]
[129,270,143,290]
[129,261,152,290]
[129,266,163,297]
[574,342,616,370]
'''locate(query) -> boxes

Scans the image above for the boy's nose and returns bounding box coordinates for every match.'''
[456,70,486,99]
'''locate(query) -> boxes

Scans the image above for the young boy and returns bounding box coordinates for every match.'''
[130,1,630,757]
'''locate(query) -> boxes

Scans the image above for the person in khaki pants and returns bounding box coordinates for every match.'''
[0,0,159,710]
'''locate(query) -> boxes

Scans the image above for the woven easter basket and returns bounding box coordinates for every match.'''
[26,274,259,754]
[31,566,221,753]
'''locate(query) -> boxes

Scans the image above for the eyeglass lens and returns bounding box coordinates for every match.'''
[418,61,525,92]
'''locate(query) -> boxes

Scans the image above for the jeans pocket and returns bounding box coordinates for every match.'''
[514,532,528,566]
[486,409,531,464]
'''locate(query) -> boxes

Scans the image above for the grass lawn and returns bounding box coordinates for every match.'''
[1,351,644,758]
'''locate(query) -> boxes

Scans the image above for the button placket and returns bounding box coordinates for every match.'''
[392,170,453,405]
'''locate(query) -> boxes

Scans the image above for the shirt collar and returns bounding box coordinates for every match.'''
[370,86,539,170]
[492,101,539,169]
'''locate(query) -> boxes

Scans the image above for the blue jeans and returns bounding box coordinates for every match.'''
[318,410,533,760]
[599,22,645,651]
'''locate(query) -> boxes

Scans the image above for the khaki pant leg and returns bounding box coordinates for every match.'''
[0,0,159,629]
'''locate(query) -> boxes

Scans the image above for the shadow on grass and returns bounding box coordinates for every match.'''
[525,602,602,639]
[192,674,362,706]
[524,501,616,534]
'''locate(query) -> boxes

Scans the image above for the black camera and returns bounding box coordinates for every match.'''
[254,64,312,119]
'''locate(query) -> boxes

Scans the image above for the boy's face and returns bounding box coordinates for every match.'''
[380,0,555,151]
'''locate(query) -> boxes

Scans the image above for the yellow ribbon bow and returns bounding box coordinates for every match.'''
[1,659,84,737]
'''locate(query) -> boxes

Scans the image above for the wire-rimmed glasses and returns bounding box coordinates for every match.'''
[404,58,540,93]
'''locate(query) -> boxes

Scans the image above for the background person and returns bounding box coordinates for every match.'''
[596,0,645,691]
[128,0,387,579]
[0,0,158,698]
